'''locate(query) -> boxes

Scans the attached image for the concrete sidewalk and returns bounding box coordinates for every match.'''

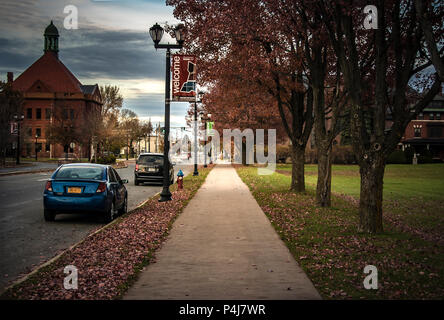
[124,165,321,300]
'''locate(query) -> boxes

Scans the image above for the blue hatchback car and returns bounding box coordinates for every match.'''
[43,163,128,222]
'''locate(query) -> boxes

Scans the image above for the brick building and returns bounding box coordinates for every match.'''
[401,91,444,161]
[304,86,444,164]
[9,21,102,159]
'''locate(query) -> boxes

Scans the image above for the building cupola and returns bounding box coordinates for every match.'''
[44,21,59,56]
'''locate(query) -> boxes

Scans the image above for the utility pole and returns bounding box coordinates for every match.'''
[156,122,160,153]
[13,114,24,164]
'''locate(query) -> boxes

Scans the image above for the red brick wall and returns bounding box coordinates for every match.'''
[403,121,427,139]
[20,98,95,159]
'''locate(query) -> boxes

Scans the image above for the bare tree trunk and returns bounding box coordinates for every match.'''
[317,0,442,233]
[242,140,247,165]
[0,149,5,166]
[290,145,305,192]
[87,138,91,161]
[316,145,332,207]
[358,155,385,233]
[414,0,444,81]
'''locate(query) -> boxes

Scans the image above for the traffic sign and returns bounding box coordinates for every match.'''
[207,121,214,136]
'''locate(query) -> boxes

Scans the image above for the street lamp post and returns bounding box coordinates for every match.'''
[149,23,184,202]
[13,114,24,165]
[200,113,211,168]
[126,134,129,160]
[209,135,213,164]
[155,123,159,153]
[193,99,199,176]
[35,134,38,161]
[148,132,151,153]
[193,92,205,176]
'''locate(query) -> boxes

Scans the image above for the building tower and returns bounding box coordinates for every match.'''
[44,21,59,56]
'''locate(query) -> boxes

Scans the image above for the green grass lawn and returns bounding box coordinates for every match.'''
[237,165,444,299]
[276,164,444,241]
[277,163,444,200]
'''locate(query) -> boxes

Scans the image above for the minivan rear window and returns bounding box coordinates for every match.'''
[138,155,164,165]
[55,166,105,180]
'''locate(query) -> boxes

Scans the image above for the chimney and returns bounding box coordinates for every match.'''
[7,72,13,83]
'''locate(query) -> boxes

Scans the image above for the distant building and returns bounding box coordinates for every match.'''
[304,86,444,163]
[9,21,102,159]
[402,91,444,161]
[120,136,160,158]
[119,125,163,158]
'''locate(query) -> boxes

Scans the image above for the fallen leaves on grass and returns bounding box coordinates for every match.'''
[276,167,444,247]
[237,167,444,300]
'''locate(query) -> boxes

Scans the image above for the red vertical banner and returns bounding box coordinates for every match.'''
[171,54,197,101]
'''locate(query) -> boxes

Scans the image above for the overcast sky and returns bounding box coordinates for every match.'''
[0,0,191,128]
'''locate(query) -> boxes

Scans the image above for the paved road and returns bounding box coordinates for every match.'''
[0,163,191,292]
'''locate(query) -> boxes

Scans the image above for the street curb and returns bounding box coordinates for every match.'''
[0,190,161,296]
[134,191,161,210]
[113,164,128,170]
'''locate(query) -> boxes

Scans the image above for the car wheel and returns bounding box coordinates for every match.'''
[103,201,117,223]
[118,196,128,215]
[134,178,139,186]
[44,209,56,222]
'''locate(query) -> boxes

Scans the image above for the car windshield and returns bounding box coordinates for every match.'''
[54,166,105,180]
[138,155,164,165]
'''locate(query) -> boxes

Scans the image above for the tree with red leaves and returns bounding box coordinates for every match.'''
[169,0,443,234]
[169,0,314,191]
[198,74,287,164]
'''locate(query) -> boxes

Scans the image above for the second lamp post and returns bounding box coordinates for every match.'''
[193,91,205,176]
[200,113,211,168]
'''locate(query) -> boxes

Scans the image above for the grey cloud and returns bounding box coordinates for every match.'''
[0,38,40,73]
[0,26,165,81]
[60,28,164,80]
[126,95,190,118]
[0,0,187,124]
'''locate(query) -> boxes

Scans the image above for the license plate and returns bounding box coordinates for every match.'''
[67,187,82,194]
[148,168,156,172]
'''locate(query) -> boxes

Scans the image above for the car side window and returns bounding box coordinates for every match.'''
[112,168,122,182]
[108,168,117,182]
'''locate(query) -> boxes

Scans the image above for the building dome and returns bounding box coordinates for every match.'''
[44,21,59,55]
[44,21,59,36]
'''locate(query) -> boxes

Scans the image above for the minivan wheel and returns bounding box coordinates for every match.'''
[104,201,117,223]
[44,209,56,222]
[134,178,139,186]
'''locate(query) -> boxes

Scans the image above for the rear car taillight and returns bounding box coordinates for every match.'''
[45,181,53,192]
[135,164,139,171]
[96,182,106,193]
